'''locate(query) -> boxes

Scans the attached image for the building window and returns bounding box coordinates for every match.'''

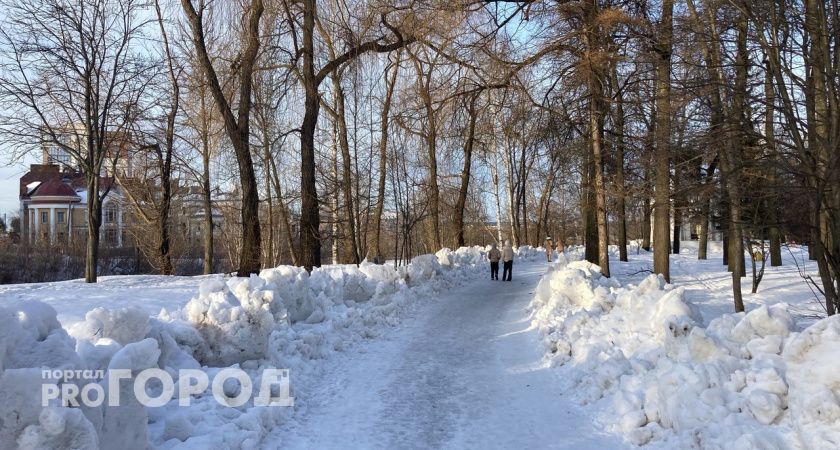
[104,229,118,246]
[41,212,48,223]
[48,147,72,167]
[104,204,117,224]
[57,211,65,224]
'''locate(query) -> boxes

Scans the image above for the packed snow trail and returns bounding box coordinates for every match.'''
[273,261,627,449]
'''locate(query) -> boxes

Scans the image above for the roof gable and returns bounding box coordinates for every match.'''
[31,179,80,198]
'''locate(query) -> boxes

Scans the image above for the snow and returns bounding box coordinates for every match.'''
[1,241,836,448]
[0,245,531,449]
[17,406,99,450]
[784,315,840,449]
[0,275,215,327]
[271,261,626,449]
[531,243,840,449]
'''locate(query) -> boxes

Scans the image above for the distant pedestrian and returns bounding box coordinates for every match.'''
[488,243,501,280]
[502,240,514,281]
[544,237,554,262]
[555,240,564,255]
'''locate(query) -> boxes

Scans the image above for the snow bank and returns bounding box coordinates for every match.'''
[0,302,90,449]
[514,245,544,261]
[531,259,840,449]
[0,247,491,449]
[183,276,279,366]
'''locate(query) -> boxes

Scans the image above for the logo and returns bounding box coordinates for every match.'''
[41,368,294,407]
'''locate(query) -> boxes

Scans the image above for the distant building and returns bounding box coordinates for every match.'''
[18,164,127,247]
[40,126,142,178]
[20,127,225,252]
[178,184,225,244]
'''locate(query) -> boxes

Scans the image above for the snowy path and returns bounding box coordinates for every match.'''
[272,261,627,449]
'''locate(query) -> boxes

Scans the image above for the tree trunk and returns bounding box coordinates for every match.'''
[519,147,531,246]
[372,56,399,258]
[181,0,264,276]
[197,84,215,275]
[454,95,478,248]
[698,204,709,260]
[612,66,628,262]
[202,149,214,274]
[299,0,321,270]
[535,155,559,248]
[492,148,504,243]
[154,0,176,276]
[410,58,442,251]
[426,121,441,250]
[585,12,610,276]
[504,139,519,247]
[331,121,340,265]
[719,9,751,312]
[672,201,681,255]
[262,134,276,267]
[642,126,654,253]
[158,187,172,274]
[583,153,598,263]
[331,73,360,265]
[267,152,297,265]
[85,176,101,283]
[755,56,781,267]
[652,0,674,282]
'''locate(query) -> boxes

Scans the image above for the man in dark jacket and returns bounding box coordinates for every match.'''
[488,243,501,280]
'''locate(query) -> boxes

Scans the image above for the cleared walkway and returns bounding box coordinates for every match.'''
[273,261,627,449]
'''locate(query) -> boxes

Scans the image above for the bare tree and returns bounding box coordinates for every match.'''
[121,0,181,275]
[181,0,264,276]
[292,0,415,270]
[371,52,401,259]
[0,0,152,282]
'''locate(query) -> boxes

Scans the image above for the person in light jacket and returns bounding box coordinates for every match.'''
[502,240,514,281]
[488,243,501,280]
[544,237,554,262]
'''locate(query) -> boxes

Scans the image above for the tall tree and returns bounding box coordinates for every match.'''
[295,1,414,270]
[652,0,674,281]
[611,64,629,262]
[371,53,401,259]
[454,92,480,248]
[584,0,611,277]
[181,0,264,276]
[0,0,152,282]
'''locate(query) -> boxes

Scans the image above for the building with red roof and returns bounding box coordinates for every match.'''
[19,164,127,247]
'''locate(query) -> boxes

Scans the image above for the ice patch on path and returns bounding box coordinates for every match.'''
[531,258,838,449]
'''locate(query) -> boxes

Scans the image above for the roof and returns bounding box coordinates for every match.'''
[20,163,115,202]
[29,180,81,202]
[31,179,79,198]
[20,164,61,197]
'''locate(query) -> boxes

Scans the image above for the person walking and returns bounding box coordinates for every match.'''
[488,243,501,280]
[502,240,514,281]
[544,237,554,262]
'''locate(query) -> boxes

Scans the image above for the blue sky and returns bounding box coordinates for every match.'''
[0,155,34,219]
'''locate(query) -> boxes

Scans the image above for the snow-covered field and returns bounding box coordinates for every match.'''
[531,243,839,449]
[0,275,215,327]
